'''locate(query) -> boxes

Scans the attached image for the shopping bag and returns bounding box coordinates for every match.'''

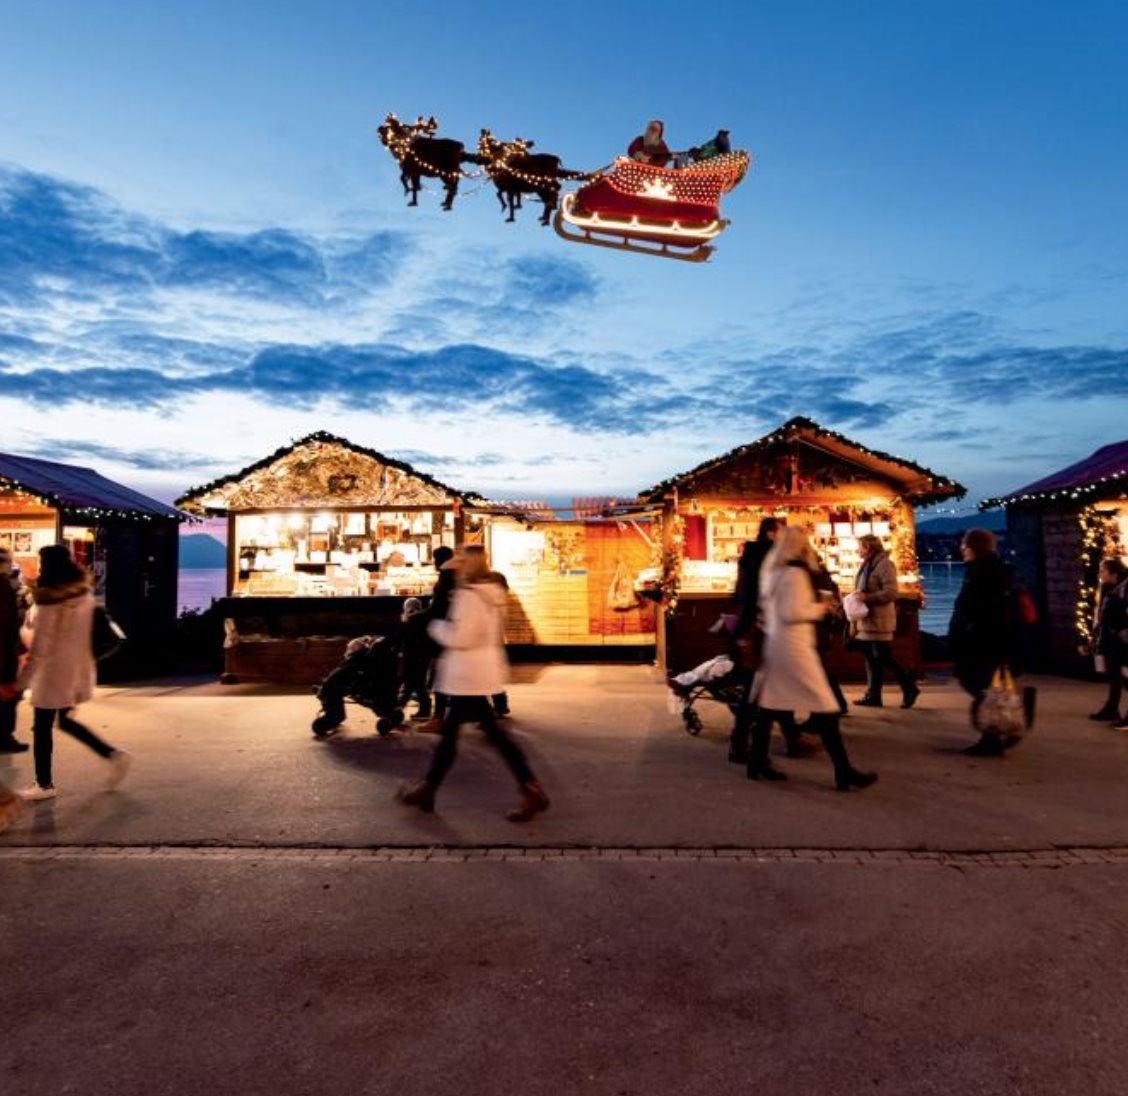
[975,665,1027,738]
[91,606,127,662]
[843,592,869,622]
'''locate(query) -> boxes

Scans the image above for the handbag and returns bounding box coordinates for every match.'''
[92,605,127,661]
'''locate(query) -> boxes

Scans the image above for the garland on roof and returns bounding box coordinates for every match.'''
[640,417,965,504]
[176,431,473,512]
[0,477,180,523]
[983,469,1128,511]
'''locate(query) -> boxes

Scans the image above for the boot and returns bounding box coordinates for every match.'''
[747,709,786,780]
[814,713,877,791]
[1089,704,1118,721]
[397,780,436,812]
[507,780,550,822]
[728,718,749,765]
[964,734,1004,758]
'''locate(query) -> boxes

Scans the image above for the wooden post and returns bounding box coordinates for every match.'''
[226,512,237,596]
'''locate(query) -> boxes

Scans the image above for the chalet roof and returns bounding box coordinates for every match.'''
[638,417,965,505]
[0,452,183,521]
[983,439,1128,509]
[175,432,475,514]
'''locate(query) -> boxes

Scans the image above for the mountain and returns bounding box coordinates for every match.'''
[179,533,227,569]
[915,511,1007,534]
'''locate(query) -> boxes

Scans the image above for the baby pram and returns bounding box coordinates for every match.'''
[667,651,749,736]
[312,632,406,737]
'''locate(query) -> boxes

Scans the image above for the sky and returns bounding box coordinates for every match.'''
[1,0,1126,512]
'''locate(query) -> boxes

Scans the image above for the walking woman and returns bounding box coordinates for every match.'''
[852,534,920,709]
[748,527,877,791]
[1088,558,1128,728]
[18,545,129,802]
[398,546,549,821]
[948,528,1017,756]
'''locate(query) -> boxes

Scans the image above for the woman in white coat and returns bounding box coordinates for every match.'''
[19,545,129,802]
[749,528,877,791]
[399,546,549,821]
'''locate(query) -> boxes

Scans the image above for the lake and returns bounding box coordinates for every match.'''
[919,561,962,636]
[178,563,964,634]
[178,568,226,614]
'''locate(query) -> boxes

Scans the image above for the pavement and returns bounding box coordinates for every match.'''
[2,667,1128,1094]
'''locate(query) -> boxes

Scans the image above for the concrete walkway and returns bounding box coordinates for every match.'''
[3,668,1127,1095]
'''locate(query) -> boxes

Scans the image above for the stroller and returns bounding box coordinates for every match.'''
[312,632,406,737]
[666,614,750,735]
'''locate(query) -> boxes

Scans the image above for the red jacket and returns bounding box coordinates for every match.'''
[627,135,671,167]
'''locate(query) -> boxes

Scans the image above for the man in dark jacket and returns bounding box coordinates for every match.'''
[948,528,1017,756]
[0,547,29,754]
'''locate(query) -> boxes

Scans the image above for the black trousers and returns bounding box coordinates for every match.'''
[0,694,20,742]
[434,691,508,720]
[33,707,115,788]
[1102,648,1125,714]
[751,708,855,779]
[860,641,914,699]
[425,695,534,789]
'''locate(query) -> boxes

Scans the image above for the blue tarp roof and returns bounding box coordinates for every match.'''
[0,452,183,520]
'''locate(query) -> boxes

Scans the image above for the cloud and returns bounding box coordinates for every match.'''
[28,438,228,472]
[0,164,407,310]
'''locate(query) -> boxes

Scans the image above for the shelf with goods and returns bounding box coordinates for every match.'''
[231,508,449,599]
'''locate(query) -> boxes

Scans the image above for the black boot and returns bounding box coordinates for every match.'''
[747,708,786,781]
[728,714,749,765]
[813,713,877,791]
[964,734,1004,757]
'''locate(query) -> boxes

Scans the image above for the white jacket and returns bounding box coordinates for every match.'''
[757,565,838,714]
[428,582,509,697]
[26,583,97,710]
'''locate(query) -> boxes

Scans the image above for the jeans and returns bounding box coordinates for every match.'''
[860,641,914,700]
[33,707,115,788]
[426,695,534,789]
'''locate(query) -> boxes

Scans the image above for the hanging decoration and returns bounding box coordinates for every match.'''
[377,112,752,262]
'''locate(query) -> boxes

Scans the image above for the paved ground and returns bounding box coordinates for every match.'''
[2,667,1128,1094]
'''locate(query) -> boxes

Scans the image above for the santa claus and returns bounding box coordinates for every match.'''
[627,120,671,167]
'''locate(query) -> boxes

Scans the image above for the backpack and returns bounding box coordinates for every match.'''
[92,605,127,661]
[1013,586,1038,627]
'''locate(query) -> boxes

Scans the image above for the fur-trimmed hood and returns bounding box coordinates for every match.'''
[31,577,92,606]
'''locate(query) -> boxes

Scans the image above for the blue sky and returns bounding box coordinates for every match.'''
[1,0,1126,508]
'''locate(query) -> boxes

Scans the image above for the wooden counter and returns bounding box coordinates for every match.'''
[219,595,411,685]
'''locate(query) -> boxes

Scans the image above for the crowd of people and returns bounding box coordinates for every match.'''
[1,524,1126,834]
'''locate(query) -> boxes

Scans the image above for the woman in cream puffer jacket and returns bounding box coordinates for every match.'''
[18,545,129,802]
[399,546,549,822]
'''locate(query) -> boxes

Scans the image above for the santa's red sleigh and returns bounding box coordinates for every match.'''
[553,150,750,262]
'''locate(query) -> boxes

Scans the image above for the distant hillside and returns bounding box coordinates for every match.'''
[179,533,226,569]
[916,511,1006,534]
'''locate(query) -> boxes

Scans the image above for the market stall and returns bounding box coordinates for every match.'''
[636,418,965,677]
[175,433,472,684]
[984,438,1128,672]
[0,451,183,679]
[481,499,657,649]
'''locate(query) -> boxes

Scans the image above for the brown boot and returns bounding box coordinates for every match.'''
[396,780,436,813]
[507,780,550,823]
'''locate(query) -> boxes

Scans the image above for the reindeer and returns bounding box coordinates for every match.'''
[377,114,475,211]
[477,129,587,226]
